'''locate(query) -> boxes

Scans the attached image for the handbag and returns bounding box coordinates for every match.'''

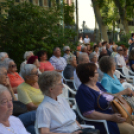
[97,94,134,124]
[13,101,28,116]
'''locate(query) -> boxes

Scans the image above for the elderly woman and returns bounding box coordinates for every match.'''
[18,64,44,111]
[94,45,100,58]
[75,63,134,134]
[20,51,34,71]
[89,52,99,68]
[0,52,8,61]
[99,56,128,94]
[27,56,41,75]
[37,50,55,72]
[36,71,82,134]
[63,46,72,61]
[63,55,77,89]
[0,84,30,134]
[0,67,17,101]
[3,58,24,93]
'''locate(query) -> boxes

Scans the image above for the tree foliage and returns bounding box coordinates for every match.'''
[0,0,76,67]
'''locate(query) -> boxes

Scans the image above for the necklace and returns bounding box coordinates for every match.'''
[1,123,17,134]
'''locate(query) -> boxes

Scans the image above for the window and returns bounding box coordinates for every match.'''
[48,0,51,7]
[44,0,48,6]
[39,0,43,6]
[29,0,33,3]
[56,0,59,4]
[15,0,20,2]
[128,20,134,26]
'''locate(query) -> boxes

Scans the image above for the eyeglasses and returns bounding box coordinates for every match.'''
[9,64,17,68]
[119,50,123,51]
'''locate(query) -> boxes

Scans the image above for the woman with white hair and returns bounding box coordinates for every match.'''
[89,52,99,68]
[17,64,44,111]
[63,46,72,61]
[20,51,34,71]
[3,58,24,93]
[0,84,30,134]
[0,52,8,61]
[36,71,82,134]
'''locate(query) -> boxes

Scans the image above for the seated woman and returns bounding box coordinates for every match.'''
[0,52,8,61]
[129,49,134,72]
[27,55,41,75]
[99,56,128,94]
[0,67,17,100]
[36,71,82,134]
[89,52,99,68]
[0,84,30,134]
[18,64,44,111]
[4,58,24,93]
[111,45,118,58]
[63,55,77,89]
[75,63,134,134]
[37,50,55,72]
[63,46,72,61]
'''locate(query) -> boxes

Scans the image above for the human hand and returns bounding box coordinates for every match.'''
[111,113,126,123]
[125,88,134,96]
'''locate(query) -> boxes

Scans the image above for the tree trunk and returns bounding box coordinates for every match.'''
[113,0,129,34]
[92,0,108,41]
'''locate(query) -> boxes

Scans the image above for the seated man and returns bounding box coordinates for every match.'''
[115,46,126,71]
[50,47,67,73]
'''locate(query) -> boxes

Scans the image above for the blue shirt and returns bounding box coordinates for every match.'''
[101,73,124,94]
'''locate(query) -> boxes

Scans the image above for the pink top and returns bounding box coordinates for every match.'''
[39,61,55,71]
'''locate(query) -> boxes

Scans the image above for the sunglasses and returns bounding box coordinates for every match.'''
[119,50,123,51]
[29,71,38,76]
[9,64,17,68]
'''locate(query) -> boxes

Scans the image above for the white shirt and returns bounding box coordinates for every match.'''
[84,38,90,44]
[49,56,67,71]
[115,54,126,69]
[36,96,79,133]
[0,116,30,134]
[74,70,81,90]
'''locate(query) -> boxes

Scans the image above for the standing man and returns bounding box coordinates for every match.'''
[83,35,90,44]
[128,33,134,53]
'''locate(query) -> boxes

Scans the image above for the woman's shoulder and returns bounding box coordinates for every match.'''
[9,115,21,123]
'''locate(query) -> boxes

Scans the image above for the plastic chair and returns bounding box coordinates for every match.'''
[122,82,134,91]
[62,71,77,90]
[122,66,134,84]
[114,70,126,79]
[76,103,110,134]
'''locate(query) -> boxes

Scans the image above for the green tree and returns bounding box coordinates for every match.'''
[0,0,76,67]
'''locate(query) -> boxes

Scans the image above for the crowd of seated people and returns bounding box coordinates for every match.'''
[1,39,134,134]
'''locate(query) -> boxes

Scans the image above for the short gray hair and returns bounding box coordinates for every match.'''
[67,55,76,64]
[99,56,115,73]
[0,52,8,61]
[24,51,33,60]
[2,58,14,70]
[0,84,9,96]
[63,46,70,52]
[78,52,88,64]
[38,71,61,95]
[81,45,87,51]
[89,52,97,60]
[20,64,37,80]
[117,46,122,51]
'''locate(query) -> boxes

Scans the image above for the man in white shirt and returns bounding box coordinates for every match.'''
[115,46,126,70]
[83,35,90,44]
[50,47,67,72]
[74,53,90,90]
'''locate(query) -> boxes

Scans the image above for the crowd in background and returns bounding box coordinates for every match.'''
[0,34,134,134]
